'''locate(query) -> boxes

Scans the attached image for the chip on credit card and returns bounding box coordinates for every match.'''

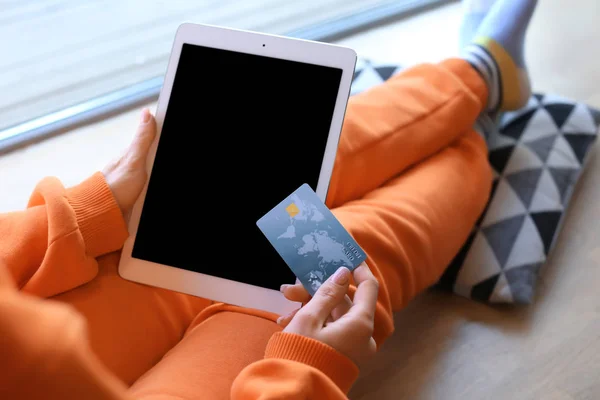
[256,183,367,296]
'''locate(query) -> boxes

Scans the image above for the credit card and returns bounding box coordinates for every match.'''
[256,183,367,295]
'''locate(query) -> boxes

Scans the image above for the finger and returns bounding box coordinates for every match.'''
[296,267,350,326]
[281,283,311,304]
[330,294,353,321]
[282,283,351,319]
[348,263,379,320]
[132,108,156,158]
[276,308,299,328]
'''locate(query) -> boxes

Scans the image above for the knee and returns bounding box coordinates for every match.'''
[452,130,493,216]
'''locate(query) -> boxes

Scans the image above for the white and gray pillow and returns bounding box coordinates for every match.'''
[350,60,600,304]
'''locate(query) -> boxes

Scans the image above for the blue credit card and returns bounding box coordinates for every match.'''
[256,183,367,295]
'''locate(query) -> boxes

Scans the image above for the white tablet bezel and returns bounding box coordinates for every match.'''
[118,23,356,315]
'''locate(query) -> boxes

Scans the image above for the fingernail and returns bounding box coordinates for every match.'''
[140,108,151,123]
[276,309,295,325]
[333,267,350,285]
[280,284,291,293]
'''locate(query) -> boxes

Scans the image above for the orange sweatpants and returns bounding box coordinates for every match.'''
[1,59,491,399]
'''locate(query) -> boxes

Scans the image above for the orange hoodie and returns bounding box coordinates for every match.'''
[0,173,357,399]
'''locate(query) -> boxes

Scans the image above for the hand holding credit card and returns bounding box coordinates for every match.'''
[256,183,367,296]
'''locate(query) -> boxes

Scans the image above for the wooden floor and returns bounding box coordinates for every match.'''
[0,0,391,131]
[1,1,600,399]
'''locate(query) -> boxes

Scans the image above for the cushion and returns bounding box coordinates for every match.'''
[350,59,600,304]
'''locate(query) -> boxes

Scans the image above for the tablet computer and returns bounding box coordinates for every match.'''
[118,23,356,315]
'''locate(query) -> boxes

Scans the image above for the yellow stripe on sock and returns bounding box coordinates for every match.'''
[474,36,530,111]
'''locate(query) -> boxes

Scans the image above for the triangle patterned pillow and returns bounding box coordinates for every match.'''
[350,60,600,304]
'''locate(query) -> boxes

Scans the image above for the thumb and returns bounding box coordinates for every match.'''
[131,108,156,159]
[296,267,350,326]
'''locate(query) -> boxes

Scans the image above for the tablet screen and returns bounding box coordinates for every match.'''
[132,43,344,291]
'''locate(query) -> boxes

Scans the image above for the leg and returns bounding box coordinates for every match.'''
[125,62,491,399]
[329,0,539,208]
[128,305,280,400]
[52,253,212,385]
[45,59,486,388]
[334,128,492,344]
[327,59,487,208]
[43,60,485,391]
[462,0,538,111]
[124,131,491,399]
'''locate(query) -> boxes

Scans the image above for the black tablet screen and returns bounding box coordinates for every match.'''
[132,43,343,290]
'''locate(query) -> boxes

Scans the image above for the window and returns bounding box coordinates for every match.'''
[0,0,448,152]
